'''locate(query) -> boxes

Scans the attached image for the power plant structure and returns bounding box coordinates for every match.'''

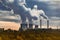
[47,19,49,29]
[1,0,50,30]
[40,19,42,29]
[35,25,39,29]
[20,19,49,30]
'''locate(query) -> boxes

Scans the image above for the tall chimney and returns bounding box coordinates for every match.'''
[40,19,42,28]
[47,20,49,29]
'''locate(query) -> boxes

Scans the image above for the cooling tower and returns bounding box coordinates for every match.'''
[35,25,38,29]
[29,24,33,29]
[20,23,27,30]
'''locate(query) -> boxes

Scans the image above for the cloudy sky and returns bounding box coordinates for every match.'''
[27,0,60,17]
[0,0,60,30]
[0,0,60,19]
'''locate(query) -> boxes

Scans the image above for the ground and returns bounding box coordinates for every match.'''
[0,29,60,40]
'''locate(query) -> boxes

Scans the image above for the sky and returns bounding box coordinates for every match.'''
[0,21,20,30]
[26,0,60,18]
[0,0,60,19]
[0,0,60,30]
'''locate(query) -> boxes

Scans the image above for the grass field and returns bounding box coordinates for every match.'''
[0,29,60,40]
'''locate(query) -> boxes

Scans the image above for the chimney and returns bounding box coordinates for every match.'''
[47,20,49,29]
[40,19,42,28]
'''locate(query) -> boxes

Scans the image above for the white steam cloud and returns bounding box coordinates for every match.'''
[33,0,60,2]
[1,0,48,25]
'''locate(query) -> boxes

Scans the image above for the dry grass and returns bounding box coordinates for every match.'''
[0,29,60,40]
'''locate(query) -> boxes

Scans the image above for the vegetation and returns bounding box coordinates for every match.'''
[0,29,60,40]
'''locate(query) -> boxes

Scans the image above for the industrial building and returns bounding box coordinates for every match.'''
[19,18,49,30]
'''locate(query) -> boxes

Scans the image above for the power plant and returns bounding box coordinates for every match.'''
[20,19,49,30]
[1,0,50,31]
[40,19,42,29]
[47,19,49,29]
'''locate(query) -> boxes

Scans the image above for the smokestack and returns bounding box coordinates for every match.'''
[40,19,42,28]
[47,19,49,29]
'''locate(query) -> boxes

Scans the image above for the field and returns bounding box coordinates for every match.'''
[0,29,60,40]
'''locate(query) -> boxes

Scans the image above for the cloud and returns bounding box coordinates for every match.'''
[0,10,20,23]
[27,0,60,17]
[0,0,60,29]
[47,1,60,9]
[7,0,14,3]
[49,19,60,27]
[0,0,60,23]
[33,0,60,1]
[50,16,60,20]
[46,1,60,17]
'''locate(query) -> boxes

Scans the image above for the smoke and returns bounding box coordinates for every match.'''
[7,0,14,3]
[1,0,48,24]
[29,8,48,20]
[41,11,48,19]
[0,10,20,23]
[39,10,48,19]
[33,0,60,2]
